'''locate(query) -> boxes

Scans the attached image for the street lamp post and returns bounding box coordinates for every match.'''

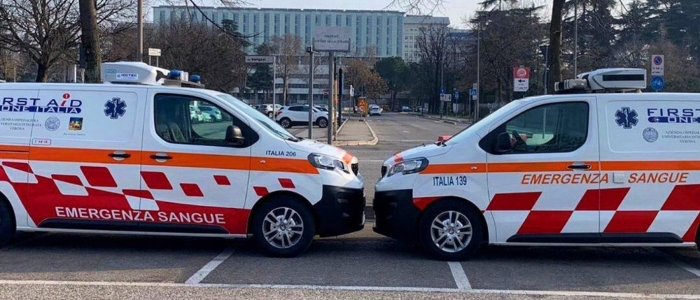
[306,47,314,139]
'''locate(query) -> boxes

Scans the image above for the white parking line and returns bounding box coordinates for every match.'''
[646,247,700,278]
[0,280,699,299]
[185,246,235,285]
[447,262,471,290]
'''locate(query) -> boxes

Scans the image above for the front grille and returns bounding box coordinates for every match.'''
[381,165,387,177]
[351,163,359,175]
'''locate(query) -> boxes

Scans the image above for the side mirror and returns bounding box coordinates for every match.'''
[496,132,513,153]
[225,125,245,146]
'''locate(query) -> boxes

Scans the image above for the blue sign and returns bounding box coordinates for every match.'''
[650,76,665,91]
[469,89,477,96]
[653,56,663,66]
[454,90,459,101]
[440,88,444,94]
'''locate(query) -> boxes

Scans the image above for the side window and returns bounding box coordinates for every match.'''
[482,102,589,154]
[288,106,301,112]
[154,94,242,147]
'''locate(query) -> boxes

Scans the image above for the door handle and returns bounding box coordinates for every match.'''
[567,162,591,170]
[108,151,131,160]
[150,153,173,160]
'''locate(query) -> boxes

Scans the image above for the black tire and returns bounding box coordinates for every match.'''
[251,197,315,257]
[418,199,483,261]
[279,118,292,128]
[0,199,15,247]
[317,117,328,128]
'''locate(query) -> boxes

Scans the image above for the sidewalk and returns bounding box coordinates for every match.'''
[332,117,378,146]
[409,112,473,125]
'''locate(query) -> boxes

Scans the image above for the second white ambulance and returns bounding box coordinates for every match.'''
[0,62,365,257]
[374,68,700,260]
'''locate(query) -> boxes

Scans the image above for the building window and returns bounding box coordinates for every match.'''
[326,15,330,25]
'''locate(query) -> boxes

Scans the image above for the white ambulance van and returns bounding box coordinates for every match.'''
[0,62,365,257]
[374,68,700,260]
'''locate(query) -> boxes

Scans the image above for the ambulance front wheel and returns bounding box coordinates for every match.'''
[418,199,483,261]
[0,198,15,247]
[251,197,315,257]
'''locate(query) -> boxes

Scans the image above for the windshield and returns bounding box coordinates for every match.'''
[216,94,299,141]
[444,100,526,145]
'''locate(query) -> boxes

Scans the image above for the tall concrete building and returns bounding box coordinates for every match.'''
[152,6,451,103]
[402,15,451,63]
[153,6,405,58]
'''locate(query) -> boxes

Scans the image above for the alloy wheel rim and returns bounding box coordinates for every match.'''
[262,207,304,249]
[430,210,472,253]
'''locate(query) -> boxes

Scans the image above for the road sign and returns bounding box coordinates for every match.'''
[513,66,530,92]
[313,27,351,52]
[469,88,477,96]
[651,54,664,76]
[440,93,452,102]
[148,48,161,57]
[651,76,665,91]
[245,56,275,63]
[454,89,459,102]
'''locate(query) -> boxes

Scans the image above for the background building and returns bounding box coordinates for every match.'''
[152,6,451,104]
[153,6,405,58]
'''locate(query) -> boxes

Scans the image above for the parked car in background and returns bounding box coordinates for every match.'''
[400,106,412,112]
[198,105,223,122]
[369,104,382,116]
[256,103,282,118]
[189,105,205,123]
[275,105,329,128]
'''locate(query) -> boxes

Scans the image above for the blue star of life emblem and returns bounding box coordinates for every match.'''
[104,97,126,119]
[615,107,638,129]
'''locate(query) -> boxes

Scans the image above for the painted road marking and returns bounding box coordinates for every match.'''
[448,262,471,290]
[0,280,698,299]
[647,247,700,278]
[185,246,236,285]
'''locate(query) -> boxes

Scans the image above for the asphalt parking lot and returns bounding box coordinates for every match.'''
[1,114,700,299]
[1,225,700,299]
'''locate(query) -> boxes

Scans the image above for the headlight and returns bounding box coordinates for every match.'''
[307,153,349,173]
[386,158,429,177]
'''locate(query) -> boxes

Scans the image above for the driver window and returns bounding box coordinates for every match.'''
[499,102,588,154]
[154,94,242,147]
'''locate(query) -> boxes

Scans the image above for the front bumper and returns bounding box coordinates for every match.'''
[372,189,420,243]
[313,185,366,237]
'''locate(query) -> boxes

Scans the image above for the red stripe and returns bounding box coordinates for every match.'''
[682,213,700,242]
[278,178,295,189]
[0,166,8,182]
[122,189,154,199]
[2,162,32,173]
[600,188,630,210]
[214,175,231,186]
[575,190,599,211]
[253,186,269,197]
[80,166,117,188]
[486,192,541,211]
[517,211,573,234]
[413,197,440,211]
[180,183,204,197]
[604,211,658,233]
[51,174,83,185]
[141,171,173,190]
[661,184,700,211]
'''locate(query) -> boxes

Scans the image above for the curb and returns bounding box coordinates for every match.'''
[415,114,467,125]
[332,119,379,147]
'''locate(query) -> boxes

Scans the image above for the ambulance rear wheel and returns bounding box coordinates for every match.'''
[252,198,315,257]
[418,199,483,261]
[0,199,15,247]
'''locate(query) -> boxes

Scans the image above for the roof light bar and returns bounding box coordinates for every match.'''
[101,61,204,88]
[555,68,647,94]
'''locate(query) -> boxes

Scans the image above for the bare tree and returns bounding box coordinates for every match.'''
[79,0,101,83]
[269,34,302,105]
[416,24,449,111]
[0,0,132,82]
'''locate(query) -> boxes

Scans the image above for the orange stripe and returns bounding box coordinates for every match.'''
[342,152,354,165]
[16,146,319,174]
[601,161,700,171]
[0,145,30,152]
[30,147,141,165]
[422,163,486,174]
[488,161,601,173]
